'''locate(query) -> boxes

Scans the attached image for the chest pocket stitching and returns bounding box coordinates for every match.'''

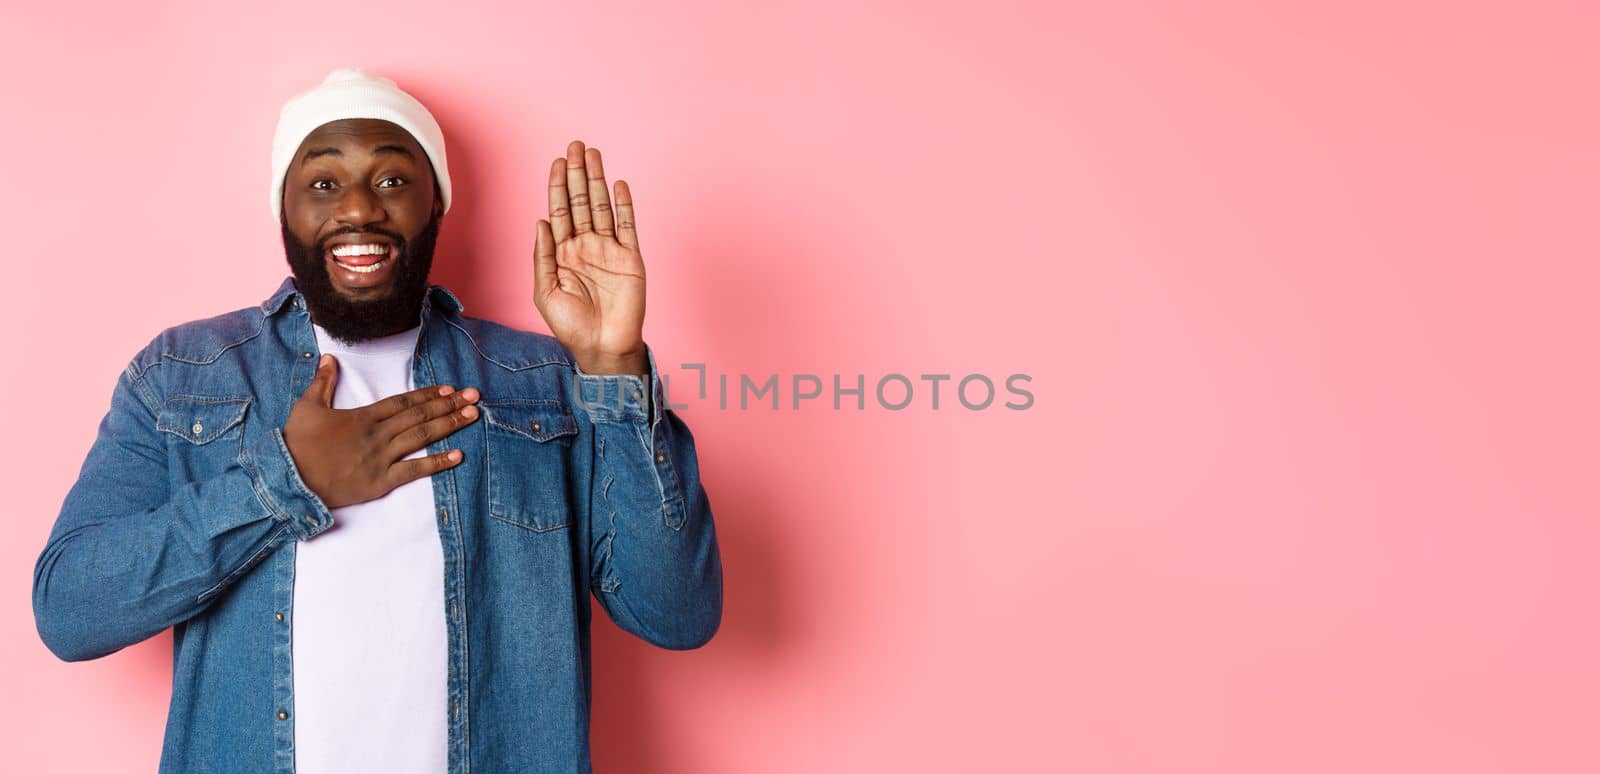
[483,399,579,441]
[156,395,251,445]
[482,400,579,532]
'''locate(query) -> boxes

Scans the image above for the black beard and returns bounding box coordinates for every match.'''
[280,213,440,345]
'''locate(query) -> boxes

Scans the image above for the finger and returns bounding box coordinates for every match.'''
[534,219,557,299]
[299,354,338,408]
[613,179,639,251]
[565,140,594,235]
[385,449,464,489]
[585,147,615,237]
[377,386,480,440]
[548,158,573,243]
[387,403,481,460]
[362,383,458,422]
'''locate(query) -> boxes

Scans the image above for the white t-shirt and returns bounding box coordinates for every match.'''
[292,322,447,773]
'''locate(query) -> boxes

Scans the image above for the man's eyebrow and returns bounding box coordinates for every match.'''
[300,147,342,166]
[299,144,416,166]
[373,144,416,160]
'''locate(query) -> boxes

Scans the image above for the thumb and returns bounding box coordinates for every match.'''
[533,219,557,308]
[302,354,339,407]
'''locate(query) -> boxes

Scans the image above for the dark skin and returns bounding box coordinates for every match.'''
[280,119,650,509]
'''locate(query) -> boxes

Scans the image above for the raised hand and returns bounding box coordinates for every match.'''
[282,354,481,509]
[533,140,648,376]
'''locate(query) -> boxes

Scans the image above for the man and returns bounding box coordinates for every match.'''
[31,68,723,774]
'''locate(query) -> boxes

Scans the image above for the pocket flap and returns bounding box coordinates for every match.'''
[158,395,251,444]
[481,400,578,442]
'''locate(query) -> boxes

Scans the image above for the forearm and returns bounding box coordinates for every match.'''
[35,457,279,659]
[578,348,723,650]
[33,372,333,662]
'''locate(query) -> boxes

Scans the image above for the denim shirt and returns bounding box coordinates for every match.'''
[32,276,724,774]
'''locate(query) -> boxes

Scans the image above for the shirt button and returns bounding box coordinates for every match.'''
[440,508,449,524]
[277,710,288,721]
[191,421,203,435]
[633,388,644,401]
[531,420,541,432]
[302,351,313,359]
[655,452,666,464]
[274,611,284,622]
[303,515,316,527]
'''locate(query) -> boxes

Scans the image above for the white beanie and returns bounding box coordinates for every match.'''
[269,68,451,223]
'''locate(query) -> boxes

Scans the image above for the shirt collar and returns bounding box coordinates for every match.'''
[422,283,465,316]
[259,276,299,316]
[259,276,465,317]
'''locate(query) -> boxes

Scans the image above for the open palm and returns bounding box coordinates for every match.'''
[534,140,647,374]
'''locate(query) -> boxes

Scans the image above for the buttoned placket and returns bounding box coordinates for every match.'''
[271,296,318,773]
[412,294,471,772]
[264,289,470,772]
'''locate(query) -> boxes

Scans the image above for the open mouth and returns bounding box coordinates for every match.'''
[325,241,399,287]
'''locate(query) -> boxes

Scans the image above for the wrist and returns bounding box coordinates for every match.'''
[575,347,648,377]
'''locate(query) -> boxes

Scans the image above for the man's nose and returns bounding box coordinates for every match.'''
[335,184,386,227]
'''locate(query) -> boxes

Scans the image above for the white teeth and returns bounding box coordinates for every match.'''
[331,243,388,257]
[334,258,387,273]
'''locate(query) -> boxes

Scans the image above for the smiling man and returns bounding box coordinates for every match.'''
[31,68,723,774]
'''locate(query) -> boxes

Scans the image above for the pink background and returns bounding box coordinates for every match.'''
[4,1,1597,771]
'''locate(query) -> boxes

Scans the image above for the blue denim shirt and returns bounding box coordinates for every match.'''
[32,276,723,773]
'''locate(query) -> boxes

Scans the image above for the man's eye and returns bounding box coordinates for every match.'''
[310,179,335,191]
[378,177,407,188]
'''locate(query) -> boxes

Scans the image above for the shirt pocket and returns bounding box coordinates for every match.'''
[156,395,252,484]
[481,400,579,533]
[157,395,251,449]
